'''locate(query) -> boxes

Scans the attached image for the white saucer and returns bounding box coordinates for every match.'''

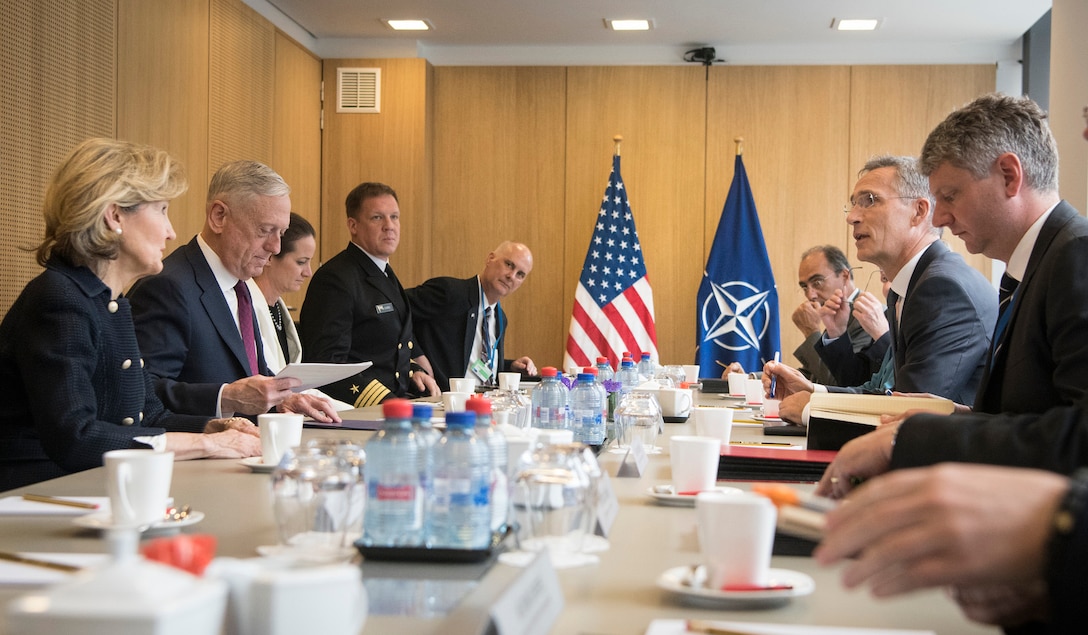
[656,566,814,609]
[72,510,205,532]
[240,456,277,473]
[752,414,782,423]
[646,486,742,507]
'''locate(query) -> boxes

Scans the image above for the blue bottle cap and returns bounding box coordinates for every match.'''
[444,411,477,429]
[576,373,594,382]
[412,403,433,419]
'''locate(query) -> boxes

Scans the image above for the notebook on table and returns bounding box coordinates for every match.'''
[716,445,836,482]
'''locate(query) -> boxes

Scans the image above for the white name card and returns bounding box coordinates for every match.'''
[616,437,649,478]
[594,471,619,537]
[490,551,564,635]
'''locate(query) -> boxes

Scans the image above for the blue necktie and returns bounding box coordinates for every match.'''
[481,306,493,384]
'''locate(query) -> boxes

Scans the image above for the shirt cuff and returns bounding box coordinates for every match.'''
[820,332,842,345]
[216,384,229,418]
[813,384,828,393]
[133,435,167,452]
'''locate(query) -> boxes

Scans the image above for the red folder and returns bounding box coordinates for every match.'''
[717,445,837,482]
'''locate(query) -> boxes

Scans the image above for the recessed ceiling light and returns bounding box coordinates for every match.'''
[833,18,881,31]
[606,19,653,31]
[384,19,431,31]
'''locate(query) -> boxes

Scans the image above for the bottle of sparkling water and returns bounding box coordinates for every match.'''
[412,402,442,538]
[531,367,569,430]
[363,399,425,547]
[429,411,491,549]
[570,372,605,451]
[466,395,510,534]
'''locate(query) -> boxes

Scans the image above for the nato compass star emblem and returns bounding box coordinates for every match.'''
[700,281,773,351]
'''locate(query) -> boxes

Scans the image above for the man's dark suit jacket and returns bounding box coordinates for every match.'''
[128,238,270,416]
[406,275,513,392]
[830,240,997,404]
[299,243,421,407]
[973,201,1088,415]
[809,314,891,386]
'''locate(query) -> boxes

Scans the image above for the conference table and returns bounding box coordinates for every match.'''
[0,393,999,635]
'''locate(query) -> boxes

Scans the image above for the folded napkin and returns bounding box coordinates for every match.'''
[0,496,110,516]
[0,553,109,586]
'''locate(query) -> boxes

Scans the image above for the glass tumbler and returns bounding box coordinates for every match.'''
[612,390,664,453]
[271,445,359,563]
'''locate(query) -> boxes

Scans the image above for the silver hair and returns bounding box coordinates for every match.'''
[206,160,290,204]
[918,93,1058,192]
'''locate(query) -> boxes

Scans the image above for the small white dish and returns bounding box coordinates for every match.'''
[72,510,205,532]
[656,566,814,609]
[646,485,742,507]
[240,456,277,473]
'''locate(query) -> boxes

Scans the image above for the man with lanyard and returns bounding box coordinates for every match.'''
[408,241,538,391]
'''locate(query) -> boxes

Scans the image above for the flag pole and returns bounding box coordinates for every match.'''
[734,136,744,157]
[614,135,623,157]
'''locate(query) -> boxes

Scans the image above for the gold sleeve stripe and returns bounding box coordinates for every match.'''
[354,380,391,408]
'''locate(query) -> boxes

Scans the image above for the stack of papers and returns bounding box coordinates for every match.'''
[809,393,954,427]
[0,496,108,516]
[646,618,935,635]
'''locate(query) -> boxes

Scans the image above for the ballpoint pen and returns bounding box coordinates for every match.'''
[0,551,82,573]
[21,494,99,510]
[768,351,780,396]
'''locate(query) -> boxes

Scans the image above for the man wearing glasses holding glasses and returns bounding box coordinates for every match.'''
[792,245,890,387]
[764,155,996,422]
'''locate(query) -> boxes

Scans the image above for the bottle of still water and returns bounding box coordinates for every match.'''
[531,366,569,430]
[429,411,492,549]
[638,353,655,380]
[363,399,425,547]
[570,372,605,452]
[466,395,510,534]
[617,357,640,393]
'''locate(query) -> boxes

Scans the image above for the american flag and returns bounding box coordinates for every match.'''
[564,154,658,370]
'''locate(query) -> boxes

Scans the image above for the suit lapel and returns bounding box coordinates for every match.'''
[184,241,254,376]
[464,278,480,363]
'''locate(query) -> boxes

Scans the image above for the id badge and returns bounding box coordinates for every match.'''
[470,359,493,383]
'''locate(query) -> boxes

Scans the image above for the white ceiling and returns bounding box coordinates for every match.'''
[248,0,1051,66]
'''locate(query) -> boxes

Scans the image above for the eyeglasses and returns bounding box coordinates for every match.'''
[843,192,916,213]
[798,275,828,293]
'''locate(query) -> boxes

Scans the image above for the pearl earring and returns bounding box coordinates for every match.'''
[114,227,123,235]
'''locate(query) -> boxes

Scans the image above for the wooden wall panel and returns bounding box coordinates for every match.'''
[565,67,708,367]
[1,0,116,318]
[432,67,567,369]
[320,58,433,287]
[272,32,322,314]
[117,0,210,251]
[848,65,997,279]
[707,66,852,371]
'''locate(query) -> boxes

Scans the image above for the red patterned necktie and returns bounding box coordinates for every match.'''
[234,280,259,375]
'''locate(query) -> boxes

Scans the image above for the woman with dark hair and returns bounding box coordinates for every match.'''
[250,212,316,372]
[0,138,260,491]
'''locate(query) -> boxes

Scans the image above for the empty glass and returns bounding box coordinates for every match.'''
[271,445,359,563]
[612,391,664,454]
[514,440,595,558]
[657,364,686,388]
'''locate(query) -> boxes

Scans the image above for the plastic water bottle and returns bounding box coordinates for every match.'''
[595,357,614,383]
[583,366,609,424]
[617,357,640,393]
[638,353,655,380]
[429,412,492,549]
[466,395,510,533]
[363,399,425,547]
[531,367,569,430]
[570,373,605,451]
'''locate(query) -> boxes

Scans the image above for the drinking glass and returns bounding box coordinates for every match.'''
[612,391,664,454]
[514,441,594,557]
[271,445,359,563]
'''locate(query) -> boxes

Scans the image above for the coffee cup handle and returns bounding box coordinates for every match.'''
[116,462,136,522]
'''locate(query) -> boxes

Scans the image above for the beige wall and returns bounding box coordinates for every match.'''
[2,0,996,375]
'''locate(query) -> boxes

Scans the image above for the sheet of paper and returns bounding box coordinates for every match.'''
[0,496,109,516]
[645,619,935,635]
[0,553,109,586]
[274,362,372,391]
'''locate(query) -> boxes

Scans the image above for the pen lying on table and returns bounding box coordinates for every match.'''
[0,552,82,573]
[21,494,99,509]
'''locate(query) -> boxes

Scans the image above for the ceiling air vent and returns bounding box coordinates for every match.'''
[337,67,380,114]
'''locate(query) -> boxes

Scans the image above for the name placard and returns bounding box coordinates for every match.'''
[489,551,564,635]
[616,437,649,478]
[594,471,619,537]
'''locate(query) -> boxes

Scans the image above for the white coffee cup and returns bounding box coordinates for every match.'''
[695,491,776,589]
[442,391,471,413]
[655,387,693,418]
[727,372,747,396]
[763,399,781,419]
[744,377,764,406]
[669,436,721,494]
[449,377,476,394]
[104,449,175,527]
[498,372,521,391]
[693,407,734,445]
[682,364,701,384]
[259,413,304,466]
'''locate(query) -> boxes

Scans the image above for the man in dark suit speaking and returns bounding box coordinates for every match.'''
[407,241,538,391]
[129,160,339,422]
[300,182,439,407]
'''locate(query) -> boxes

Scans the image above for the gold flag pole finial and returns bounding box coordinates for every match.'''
[734,137,744,157]
[613,135,623,157]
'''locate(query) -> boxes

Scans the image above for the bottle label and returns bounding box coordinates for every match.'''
[373,483,417,502]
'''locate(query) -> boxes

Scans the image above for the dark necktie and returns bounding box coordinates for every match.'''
[480,306,493,384]
[886,289,900,343]
[234,280,259,375]
[991,272,1019,359]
